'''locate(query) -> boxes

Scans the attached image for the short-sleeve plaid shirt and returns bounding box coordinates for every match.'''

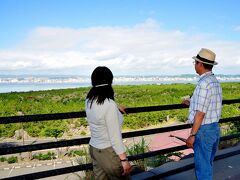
[188,71,222,125]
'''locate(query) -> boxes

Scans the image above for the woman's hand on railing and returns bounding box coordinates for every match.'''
[118,105,127,114]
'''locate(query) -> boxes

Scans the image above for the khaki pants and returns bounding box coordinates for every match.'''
[89,145,131,180]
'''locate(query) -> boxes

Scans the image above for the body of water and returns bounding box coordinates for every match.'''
[0,75,240,93]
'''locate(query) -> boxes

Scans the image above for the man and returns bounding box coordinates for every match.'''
[184,48,222,180]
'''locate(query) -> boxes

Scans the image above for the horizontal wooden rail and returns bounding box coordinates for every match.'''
[2,134,240,180]
[0,99,239,179]
[0,116,239,155]
[0,99,239,124]
[125,98,240,113]
[0,111,86,124]
[1,163,93,180]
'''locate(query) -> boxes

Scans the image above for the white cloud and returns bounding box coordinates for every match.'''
[234,25,240,32]
[1,19,240,75]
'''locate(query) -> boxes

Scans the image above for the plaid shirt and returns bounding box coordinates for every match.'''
[188,71,222,125]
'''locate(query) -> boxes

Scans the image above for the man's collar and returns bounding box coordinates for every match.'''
[198,71,213,81]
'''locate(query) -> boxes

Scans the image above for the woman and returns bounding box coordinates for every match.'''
[85,66,131,180]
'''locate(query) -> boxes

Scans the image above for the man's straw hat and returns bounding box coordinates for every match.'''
[192,48,218,65]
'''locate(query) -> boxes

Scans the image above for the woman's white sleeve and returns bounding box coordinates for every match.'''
[105,102,125,154]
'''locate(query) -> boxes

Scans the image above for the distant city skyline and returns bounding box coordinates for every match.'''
[0,0,240,75]
[1,74,240,93]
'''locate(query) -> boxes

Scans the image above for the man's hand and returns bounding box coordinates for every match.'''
[186,135,195,148]
[181,95,190,106]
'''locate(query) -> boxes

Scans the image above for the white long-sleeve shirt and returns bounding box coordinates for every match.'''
[85,98,126,154]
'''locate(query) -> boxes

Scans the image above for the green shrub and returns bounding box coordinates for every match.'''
[33,152,56,160]
[80,130,87,136]
[69,149,87,157]
[7,156,18,164]
[0,156,7,162]
[127,137,183,169]
[0,124,18,138]
[43,128,64,138]
[73,146,93,180]
[127,137,149,170]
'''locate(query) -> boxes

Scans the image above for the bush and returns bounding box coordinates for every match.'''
[126,137,183,169]
[127,137,149,170]
[80,130,87,136]
[7,156,18,164]
[0,156,7,162]
[43,128,64,138]
[69,149,88,157]
[33,152,56,160]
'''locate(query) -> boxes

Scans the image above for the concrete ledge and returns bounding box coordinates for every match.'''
[131,145,240,180]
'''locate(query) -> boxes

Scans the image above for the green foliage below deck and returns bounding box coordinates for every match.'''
[0,83,239,138]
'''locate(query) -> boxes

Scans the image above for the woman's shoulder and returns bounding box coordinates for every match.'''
[85,98,117,109]
[103,99,118,110]
[104,98,117,106]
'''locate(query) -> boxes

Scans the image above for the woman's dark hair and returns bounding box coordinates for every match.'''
[86,66,114,106]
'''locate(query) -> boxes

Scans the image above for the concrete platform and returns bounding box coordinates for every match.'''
[131,145,240,180]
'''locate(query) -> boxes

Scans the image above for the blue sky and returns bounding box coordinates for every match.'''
[0,0,240,75]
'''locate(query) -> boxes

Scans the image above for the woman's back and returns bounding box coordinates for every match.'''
[86,98,123,151]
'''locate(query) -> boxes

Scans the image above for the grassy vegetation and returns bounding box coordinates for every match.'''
[0,83,239,138]
[33,152,56,160]
[0,156,18,164]
[126,137,182,170]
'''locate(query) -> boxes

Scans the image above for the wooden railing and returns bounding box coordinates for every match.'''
[0,99,239,180]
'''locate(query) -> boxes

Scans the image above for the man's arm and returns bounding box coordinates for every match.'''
[186,111,205,148]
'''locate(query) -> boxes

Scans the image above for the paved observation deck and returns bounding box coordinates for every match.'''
[132,144,240,180]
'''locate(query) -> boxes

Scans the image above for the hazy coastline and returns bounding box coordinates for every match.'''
[1,74,240,93]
